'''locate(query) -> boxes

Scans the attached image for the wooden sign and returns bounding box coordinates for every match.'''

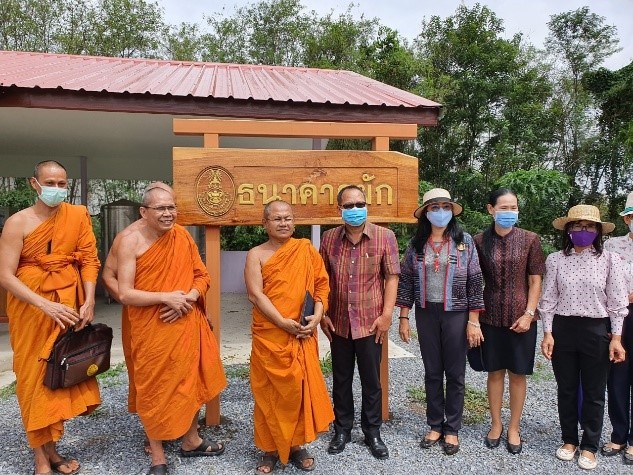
[173,148,419,226]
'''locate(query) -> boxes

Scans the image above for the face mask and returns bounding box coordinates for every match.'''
[35,179,67,207]
[629,220,633,233]
[342,207,367,227]
[494,210,519,229]
[427,209,453,228]
[569,230,598,247]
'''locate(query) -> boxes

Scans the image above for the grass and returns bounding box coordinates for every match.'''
[407,383,489,425]
[225,364,250,379]
[529,360,554,382]
[96,362,127,387]
[0,381,16,400]
[320,351,333,376]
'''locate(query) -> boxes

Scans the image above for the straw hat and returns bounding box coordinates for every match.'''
[552,204,615,233]
[620,192,633,216]
[414,188,463,219]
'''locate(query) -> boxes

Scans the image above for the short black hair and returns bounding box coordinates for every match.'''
[337,185,366,206]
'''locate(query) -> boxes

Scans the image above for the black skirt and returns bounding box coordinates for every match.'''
[473,321,538,375]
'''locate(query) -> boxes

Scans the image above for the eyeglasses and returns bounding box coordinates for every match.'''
[428,203,453,212]
[570,223,598,232]
[267,217,294,224]
[144,205,177,213]
[341,202,367,209]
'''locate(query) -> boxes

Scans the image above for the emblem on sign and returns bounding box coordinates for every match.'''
[195,166,236,217]
[86,364,99,376]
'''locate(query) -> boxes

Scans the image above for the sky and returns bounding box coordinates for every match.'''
[160,0,633,70]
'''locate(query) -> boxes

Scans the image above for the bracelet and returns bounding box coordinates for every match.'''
[399,316,409,320]
[524,309,535,317]
[467,321,480,328]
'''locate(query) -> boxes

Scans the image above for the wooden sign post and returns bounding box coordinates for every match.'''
[173,119,418,425]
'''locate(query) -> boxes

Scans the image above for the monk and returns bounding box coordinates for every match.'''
[0,160,101,475]
[115,186,227,475]
[244,200,333,474]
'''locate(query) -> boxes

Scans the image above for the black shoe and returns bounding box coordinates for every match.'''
[364,436,389,460]
[420,433,443,449]
[328,431,351,454]
[443,440,460,456]
[484,427,503,449]
[506,434,522,455]
[601,443,625,456]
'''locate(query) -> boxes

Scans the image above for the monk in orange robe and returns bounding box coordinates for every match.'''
[0,160,101,475]
[244,200,333,474]
[116,186,227,475]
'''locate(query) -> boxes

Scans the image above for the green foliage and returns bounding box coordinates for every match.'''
[96,362,127,388]
[407,383,488,424]
[320,351,332,376]
[0,381,16,400]
[225,364,250,379]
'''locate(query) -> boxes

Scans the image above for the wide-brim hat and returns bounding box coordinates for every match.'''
[414,188,463,219]
[620,192,633,216]
[552,204,615,233]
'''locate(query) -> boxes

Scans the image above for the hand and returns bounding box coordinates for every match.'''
[76,299,95,330]
[297,313,320,339]
[629,292,633,303]
[399,318,410,343]
[369,313,391,344]
[320,315,334,342]
[280,317,302,336]
[510,314,533,333]
[159,291,193,323]
[467,323,483,348]
[541,332,554,360]
[185,289,200,304]
[610,339,626,363]
[39,300,80,329]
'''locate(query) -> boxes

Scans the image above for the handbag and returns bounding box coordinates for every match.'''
[44,323,113,390]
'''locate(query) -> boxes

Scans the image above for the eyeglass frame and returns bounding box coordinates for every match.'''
[569,222,599,232]
[142,205,177,213]
[340,202,367,210]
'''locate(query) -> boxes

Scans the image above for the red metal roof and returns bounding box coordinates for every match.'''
[0,51,440,109]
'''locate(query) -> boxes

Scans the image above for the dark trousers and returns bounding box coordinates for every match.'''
[608,305,633,445]
[551,315,611,453]
[330,333,382,437]
[415,303,468,436]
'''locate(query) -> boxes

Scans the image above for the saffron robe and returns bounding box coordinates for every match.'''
[7,203,101,448]
[250,238,333,464]
[127,224,226,440]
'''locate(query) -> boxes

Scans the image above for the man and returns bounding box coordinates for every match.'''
[0,160,101,475]
[244,200,333,474]
[319,185,400,460]
[602,191,633,463]
[115,186,227,475]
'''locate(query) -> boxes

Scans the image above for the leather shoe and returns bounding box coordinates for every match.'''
[364,435,389,460]
[484,427,503,449]
[443,441,460,456]
[328,431,351,455]
[506,437,522,455]
[420,434,443,449]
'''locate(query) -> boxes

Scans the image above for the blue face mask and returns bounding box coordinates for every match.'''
[35,179,67,207]
[341,207,367,227]
[494,210,519,229]
[426,209,453,227]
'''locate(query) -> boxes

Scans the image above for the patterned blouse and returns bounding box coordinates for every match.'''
[538,248,629,335]
[473,227,545,328]
[604,234,633,293]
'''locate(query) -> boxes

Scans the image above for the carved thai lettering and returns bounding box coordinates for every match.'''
[362,173,375,205]
[237,184,255,205]
[282,184,298,204]
[375,184,393,205]
[337,184,351,194]
[319,184,334,205]
[257,184,282,204]
[299,184,318,204]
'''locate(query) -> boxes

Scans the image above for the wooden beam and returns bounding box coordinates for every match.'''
[204,225,222,426]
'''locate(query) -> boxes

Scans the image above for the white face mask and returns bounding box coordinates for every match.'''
[629,220,633,233]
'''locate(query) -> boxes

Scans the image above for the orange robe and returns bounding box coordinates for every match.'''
[127,224,226,440]
[250,238,333,464]
[7,203,101,448]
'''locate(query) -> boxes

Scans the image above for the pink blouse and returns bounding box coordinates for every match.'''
[538,248,629,335]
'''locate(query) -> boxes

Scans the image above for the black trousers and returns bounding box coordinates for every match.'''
[330,333,382,437]
[551,315,611,453]
[607,305,633,445]
[415,303,468,436]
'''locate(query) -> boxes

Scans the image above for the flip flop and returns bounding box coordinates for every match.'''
[51,458,80,475]
[255,453,279,474]
[148,464,168,475]
[290,447,316,472]
[179,439,225,457]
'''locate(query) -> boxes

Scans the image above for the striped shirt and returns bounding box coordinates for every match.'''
[320,222,400,340]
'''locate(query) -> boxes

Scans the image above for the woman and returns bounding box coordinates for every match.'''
[602,192,633,464]
[396,188,484,456]
[539,204,628,470]
[473,189,545,455]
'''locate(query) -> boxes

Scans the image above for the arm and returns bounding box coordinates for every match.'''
[102,238,121,302]
[244,248,302,336]
[298,247,329,338]
[510,274,542,333]
[465,237,484,347]
[606,252,629,363]
[0,215,79,329]
[319,234,335,341]
[538,254,559,360]
[369,231,400,343]
[76,208,100,329]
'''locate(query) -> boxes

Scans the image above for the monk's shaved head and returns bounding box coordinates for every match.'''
[141,184,175,207]
[263,200,292,219]
[33,160,66,180]
[144,182,174,196]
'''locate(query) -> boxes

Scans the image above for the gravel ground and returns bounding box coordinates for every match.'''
[0,315,631,475]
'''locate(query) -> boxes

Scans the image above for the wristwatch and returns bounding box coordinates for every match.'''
[524,309,535,317]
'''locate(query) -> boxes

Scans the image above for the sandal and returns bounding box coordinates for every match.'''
[601,442,624,456]
[180,439,225,457]
[51,458,80,475]
[624,449,633,465]
[256,453,279,474]
[290,448,316,472]
[148,464,168,475]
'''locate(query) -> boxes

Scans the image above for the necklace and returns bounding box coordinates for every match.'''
[427,237,448,273]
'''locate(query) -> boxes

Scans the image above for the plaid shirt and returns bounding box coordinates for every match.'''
[320,222,400,339]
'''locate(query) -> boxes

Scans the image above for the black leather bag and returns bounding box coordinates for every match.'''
[44,323,113,390]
